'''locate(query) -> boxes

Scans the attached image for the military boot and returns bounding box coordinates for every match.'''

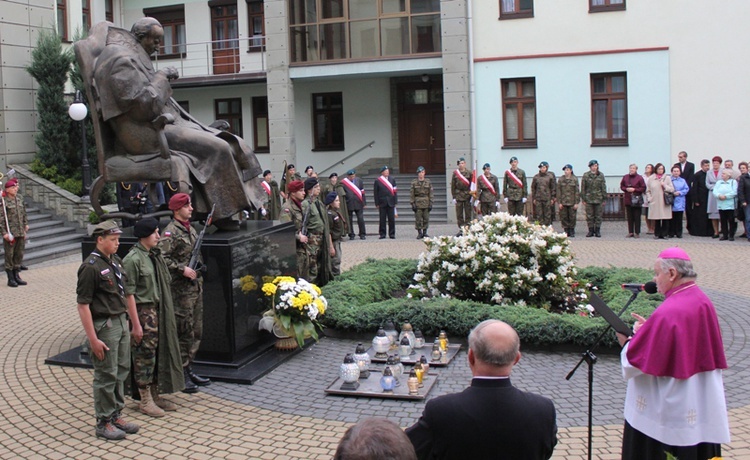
[182,368,198,393]
[138,386,165,417]
[416,230,423,239]
[586,227,594,237]
[13,269,27,286]
[595,227,601,237]
[187,366,211,386]
[422,228,429,238]
[95,417,126,440]
[570,227,575,238]
[151,385,178,411]
[111,412,139,434]
[6,269,17,287]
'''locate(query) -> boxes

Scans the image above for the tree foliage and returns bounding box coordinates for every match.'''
[26,29,76,175]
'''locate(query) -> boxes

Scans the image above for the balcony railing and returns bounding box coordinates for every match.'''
[153,36,267,79]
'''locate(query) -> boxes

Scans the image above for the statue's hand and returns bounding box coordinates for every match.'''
[162,67,180,81]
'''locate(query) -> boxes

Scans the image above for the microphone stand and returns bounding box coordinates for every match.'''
[565,289,640,460]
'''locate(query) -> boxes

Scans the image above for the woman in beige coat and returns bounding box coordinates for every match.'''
[646,163,675,239]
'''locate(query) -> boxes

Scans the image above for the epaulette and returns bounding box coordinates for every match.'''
[89,258,96,264]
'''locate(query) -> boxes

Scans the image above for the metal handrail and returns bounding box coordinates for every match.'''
[152,36,267,78]
[317,141,376,176]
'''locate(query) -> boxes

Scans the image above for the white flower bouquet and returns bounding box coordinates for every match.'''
[260,276,327,347]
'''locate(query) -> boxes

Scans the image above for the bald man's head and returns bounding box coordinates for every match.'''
[468,320,520,372]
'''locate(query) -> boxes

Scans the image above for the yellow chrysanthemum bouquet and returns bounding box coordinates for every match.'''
[261,276,327,347]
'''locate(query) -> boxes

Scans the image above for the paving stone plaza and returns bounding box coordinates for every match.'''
[1,220,749,459]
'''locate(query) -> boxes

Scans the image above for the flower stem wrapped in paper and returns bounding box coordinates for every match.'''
[259,276,327,348]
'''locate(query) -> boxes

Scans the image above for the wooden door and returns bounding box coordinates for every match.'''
[398,82,445,174]
[211,4,239,75]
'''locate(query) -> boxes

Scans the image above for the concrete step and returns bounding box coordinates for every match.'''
[27,213,54,222]
[27,225,78,239]
[16,242,82,266]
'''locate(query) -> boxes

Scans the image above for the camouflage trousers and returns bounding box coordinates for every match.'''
[414,208,430,230]
[455,200,472,228]
[173,285,203,367]
[297,234,322,282]
[585,203,604,227]
[132,302,158,388]
[559,205,578,229]
[3,237,25,270]
[534,200,554,226]
[507,200,525,216]
[480,201,498,216]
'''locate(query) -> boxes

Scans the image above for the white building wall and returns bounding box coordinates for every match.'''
[475,50,670,190]
[472,0,750,163]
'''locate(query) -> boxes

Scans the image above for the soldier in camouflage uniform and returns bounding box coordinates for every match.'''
[123,218,184,418]
[77,220,142,440]
[531,161,556,226]
[451,157,473,231]
[580,159,607,237]
[325,192,348,276]
[279,180,310,278]
[477,163,500,216]
[301,178,333,286]
[557,164,580,237]
[410,166,434,239]
[503,156,528,216]
[1,178,29,287]
[158,193,211,394]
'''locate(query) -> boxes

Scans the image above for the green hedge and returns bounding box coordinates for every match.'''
[321,260,662,348]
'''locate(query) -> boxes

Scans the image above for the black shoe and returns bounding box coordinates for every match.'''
[379,236,386,239]
[570,228,575,237]
[188,367,211,386]
[712,234,720,239]
[360,236,366,240]
[422,231,429,238]
[349,235,355,241]
[720,236,728,241]
[19,265,28,271]
[456,232,463,237]
[389,236,395,239]
[6,270,17,288]
[595,227,601,237]
[729,236,735,241]
[182,369,199,393]
[13,269,27,286]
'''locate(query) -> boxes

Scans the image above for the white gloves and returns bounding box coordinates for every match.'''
[261,208,268,216]
[504,197,509,203]
[452,199,457,205]
[495,201,500,208]
[522,198,527,204]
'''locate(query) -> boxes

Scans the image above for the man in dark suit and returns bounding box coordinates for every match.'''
[406,320,557,460]
[342,169,367,240]
[674,151,695,231]
[373,166,398,239]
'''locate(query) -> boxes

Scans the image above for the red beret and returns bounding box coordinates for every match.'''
[287,180,304,193]
[168,193,191,211]
[4,178,18,188]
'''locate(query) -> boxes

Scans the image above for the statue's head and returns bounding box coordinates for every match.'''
[131,17,164,55]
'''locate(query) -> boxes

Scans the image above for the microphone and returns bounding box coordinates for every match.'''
[621,282,657,294]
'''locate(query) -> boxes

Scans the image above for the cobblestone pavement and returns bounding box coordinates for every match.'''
[1,219,749,459]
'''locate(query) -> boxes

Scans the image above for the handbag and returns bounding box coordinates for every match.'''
[631,194,644,207]
[663,191,675,205]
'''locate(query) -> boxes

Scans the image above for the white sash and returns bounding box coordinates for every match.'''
[342,178,364,202]
[479,174,497,195]
[378,176,396,195]
[505,169,523,187]
[453,169,470,187]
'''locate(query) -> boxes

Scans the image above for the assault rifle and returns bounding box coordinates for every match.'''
[188,203,215,280]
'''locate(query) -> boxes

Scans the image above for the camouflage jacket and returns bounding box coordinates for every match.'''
[410,178,434,209]
[158,219,202,288]
[581,171,607,204]
[478,173,500,203]
[532,172,556,202]
[503,168,528,201]
[557,175,581,206]
[451,169,473,201]
[1,194,28,237]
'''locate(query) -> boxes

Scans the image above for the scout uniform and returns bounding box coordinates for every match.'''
[76,220,139,439]
[410,166,434,238]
